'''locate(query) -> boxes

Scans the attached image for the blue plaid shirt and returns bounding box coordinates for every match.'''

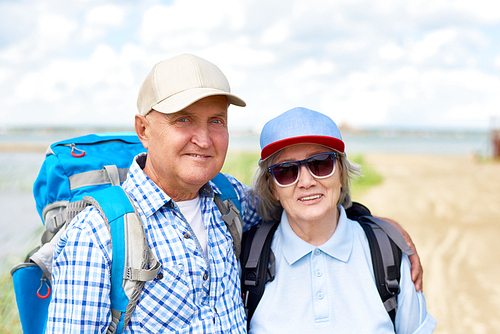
[47,153,261,333]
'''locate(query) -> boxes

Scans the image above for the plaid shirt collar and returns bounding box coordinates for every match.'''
[125,153,216,219]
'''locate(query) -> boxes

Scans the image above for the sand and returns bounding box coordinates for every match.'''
[357,153,500,333]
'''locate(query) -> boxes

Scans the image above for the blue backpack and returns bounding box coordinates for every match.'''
[10,133,242,334]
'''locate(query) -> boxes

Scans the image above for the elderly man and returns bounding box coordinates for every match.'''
[47,54,422,333]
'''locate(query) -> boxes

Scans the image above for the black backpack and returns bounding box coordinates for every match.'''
[240,202,413,329]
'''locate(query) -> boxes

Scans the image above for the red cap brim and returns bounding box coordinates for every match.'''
[261,135,345,161]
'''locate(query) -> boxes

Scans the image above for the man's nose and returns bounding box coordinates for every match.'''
[191,124,213,148]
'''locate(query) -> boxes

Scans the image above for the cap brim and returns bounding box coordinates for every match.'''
[261,135,345,161]
[152,88,246,114]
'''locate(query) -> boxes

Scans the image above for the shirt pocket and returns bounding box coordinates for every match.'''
[135,263,196,333]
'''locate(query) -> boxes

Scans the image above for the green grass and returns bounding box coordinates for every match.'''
[221,151,260,186]
[350,155,384,198]
[1,272,22,334]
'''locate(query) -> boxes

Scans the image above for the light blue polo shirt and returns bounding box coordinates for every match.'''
[249,206,437,334]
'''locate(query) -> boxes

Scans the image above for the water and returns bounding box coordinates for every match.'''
[1,152,46,271]
[0,129,492,271]
[229,130,491,155]
[343,130,491,156]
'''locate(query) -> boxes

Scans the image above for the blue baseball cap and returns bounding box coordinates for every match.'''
[260,107,345,161]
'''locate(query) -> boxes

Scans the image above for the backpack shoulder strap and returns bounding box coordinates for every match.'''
[86,186,161,334]
[212,173,241,211]
[346,202,411,326]
[211,173,243,258]
[240,220,280,328]
[357,215,403,326]
[347,202,413,256]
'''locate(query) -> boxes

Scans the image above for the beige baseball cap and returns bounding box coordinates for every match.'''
[137,53,246,116]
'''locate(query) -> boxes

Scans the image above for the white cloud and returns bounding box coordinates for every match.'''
[86,4,126,27]
[36,13,78,52]
[0,68,11,86]
[0,0,499,130]
[379,43,405,60]
[13,45,128,102]
[0,43,31,64]
[494,55,500,69]
[453,0,500,23]
[410,29,458,64]
[260,20,290,45]
[274,58,337,104]
[81,4,127,42]
[444,101,500,124]
[139,1,245,50]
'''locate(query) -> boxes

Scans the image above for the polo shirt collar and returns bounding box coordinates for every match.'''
[280,205,353,265]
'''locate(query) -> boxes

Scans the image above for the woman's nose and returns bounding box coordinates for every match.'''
[297,164,316,187]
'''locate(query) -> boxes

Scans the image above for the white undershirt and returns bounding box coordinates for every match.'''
[176,196,208,258]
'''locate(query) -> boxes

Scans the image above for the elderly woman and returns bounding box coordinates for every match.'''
[247,107,436,333]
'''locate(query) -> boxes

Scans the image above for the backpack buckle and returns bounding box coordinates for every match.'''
[244,271,258,287]
[385,278,400,296]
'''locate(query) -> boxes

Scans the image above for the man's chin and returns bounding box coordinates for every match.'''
[183,169,221,186]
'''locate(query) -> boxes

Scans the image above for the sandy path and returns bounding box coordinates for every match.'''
[357,153,500,333]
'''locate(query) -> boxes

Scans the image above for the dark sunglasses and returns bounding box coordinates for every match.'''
[267,152,338,187]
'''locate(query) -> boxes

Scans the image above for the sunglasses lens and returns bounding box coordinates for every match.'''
[307,153,335,177]
[269,152,337,186]
[272,163,299,186]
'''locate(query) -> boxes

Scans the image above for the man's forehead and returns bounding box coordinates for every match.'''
[167,104,228,118]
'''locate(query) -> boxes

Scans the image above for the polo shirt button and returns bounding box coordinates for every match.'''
[203,273,209,280]
[156,272,163,280]
[314,249,321,256]
[317,292,324,300]
[316,271,322,277]
[184,232,191,239]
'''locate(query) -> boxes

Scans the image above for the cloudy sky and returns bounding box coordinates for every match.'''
[1,0,499,132]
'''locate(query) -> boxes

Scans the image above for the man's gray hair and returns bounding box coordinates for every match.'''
[251,150,362,222]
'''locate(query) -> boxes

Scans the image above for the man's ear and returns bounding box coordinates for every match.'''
[135,114,150,149]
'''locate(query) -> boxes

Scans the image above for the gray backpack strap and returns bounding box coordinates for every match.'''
[120,208,161,330]
[41,201,69,239]
[244,220,277,273]
[66,200,91,223]
[358,216,405,325]
[240,220,280,325]
[214,195,243,258]
[107,309,121,334]
[30,224,68,282]
[69,165,128,190]
[366,217,414,256]
[31,199,91,280]
[83,189,161,333]
[371,224,399,313]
